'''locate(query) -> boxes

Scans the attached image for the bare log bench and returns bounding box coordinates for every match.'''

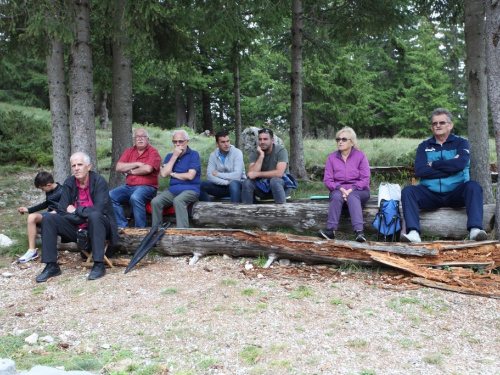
[190,201,495,240]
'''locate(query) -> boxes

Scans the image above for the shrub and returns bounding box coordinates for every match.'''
[0,109,52,166]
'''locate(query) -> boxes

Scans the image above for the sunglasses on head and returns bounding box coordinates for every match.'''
[336,137,350,143]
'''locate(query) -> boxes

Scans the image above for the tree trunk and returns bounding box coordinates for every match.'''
[46,37,71,183]
[485,0,500,239]
[201,89,213,133]
[190,202,495,240]
[109,0,132,189]
[465,0,493,203]
[187,90,196,131]
[175,84,187,128]
[289,0,307,180]
[233,42,242,149]
[68,0,97,170]
[96,91,109,130]
[303,87,310,137]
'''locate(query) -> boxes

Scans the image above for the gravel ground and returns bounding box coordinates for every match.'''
[2,252,500,375]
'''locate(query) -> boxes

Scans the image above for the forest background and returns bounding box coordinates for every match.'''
[1,1,500,231]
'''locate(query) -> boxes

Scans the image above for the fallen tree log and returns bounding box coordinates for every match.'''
[118,228,500,267]
[190,202,495,239]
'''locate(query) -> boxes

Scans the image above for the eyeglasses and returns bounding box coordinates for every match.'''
[336,137,350,143]
[172,139,187,144]
[431,121,449,127]
[134,135,148,139]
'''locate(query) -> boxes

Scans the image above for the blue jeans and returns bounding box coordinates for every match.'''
[199,180,243,203]
[109,185,157,228]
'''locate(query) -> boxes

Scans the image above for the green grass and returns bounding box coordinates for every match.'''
[241,288,256,296]
[219,279,237,286]
[347,338,368,348]
[239,345,262,365]
[422,353,443,365]
[288,285,315,299]
[253,253,267,267]
[161,287,178,295]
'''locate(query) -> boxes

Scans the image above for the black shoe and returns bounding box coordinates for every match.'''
[36,263,62,283]
[88,262,106,280]
[355,231,366,243]
[318,229,335,240]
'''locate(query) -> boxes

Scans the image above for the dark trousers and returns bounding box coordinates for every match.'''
[401,181,484,233]
[41,212,112,263]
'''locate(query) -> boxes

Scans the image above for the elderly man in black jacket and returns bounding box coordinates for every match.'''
[36,152,119,282]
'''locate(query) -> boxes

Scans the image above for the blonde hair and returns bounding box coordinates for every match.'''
[336,127,358,148]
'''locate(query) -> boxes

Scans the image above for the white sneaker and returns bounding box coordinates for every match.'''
[18,249,39,263]
[470,228,487,241]
[400,230,421,243]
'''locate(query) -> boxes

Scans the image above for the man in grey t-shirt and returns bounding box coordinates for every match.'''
[242,128,291,204]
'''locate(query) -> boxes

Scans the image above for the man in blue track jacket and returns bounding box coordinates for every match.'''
[400,108,487,243]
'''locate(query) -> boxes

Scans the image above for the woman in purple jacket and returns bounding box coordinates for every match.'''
[318,127,371,242]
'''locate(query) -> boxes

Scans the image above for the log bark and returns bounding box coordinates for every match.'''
[117,228,500,268]
[190,202,495,239]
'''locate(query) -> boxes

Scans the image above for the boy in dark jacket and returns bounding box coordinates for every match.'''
[16,171,63,262]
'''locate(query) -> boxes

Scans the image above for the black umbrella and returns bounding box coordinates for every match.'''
[124,221,171,274]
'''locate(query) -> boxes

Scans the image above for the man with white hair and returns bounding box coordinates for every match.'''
[109,129,161,228]
[35,152,119,282]
[151,130,201,228]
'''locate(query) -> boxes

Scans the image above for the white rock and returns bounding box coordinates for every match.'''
[222,254,232,260]
[25,333,39,345]
[2,272,14,278]
[0,234,14,247]
[101,343,111,349]
[245,263,254,270]
[257,274,264,278]
[11,328,26,336]
[40,335,54,343]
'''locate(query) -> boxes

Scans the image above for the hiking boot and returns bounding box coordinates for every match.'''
[18,249,39,263]
[318,229,335,240]
[355,231,366,243]
[36,262,61,282]
[400,230,421,243]
[470,228,487,241]
[88,262,106,280]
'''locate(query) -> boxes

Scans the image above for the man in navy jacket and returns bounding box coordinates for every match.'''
[401,108,487,243]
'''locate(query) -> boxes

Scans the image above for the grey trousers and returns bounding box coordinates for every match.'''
[242,177,291,204]
[151,189,199,228]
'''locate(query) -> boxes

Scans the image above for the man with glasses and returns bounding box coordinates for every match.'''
[242,128,291,204]
[151,130,201,228]
[109,129,162,228]
[401,108,487,242]
[200,130,246,202]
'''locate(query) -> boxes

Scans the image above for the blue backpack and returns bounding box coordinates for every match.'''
[372,199,401,242]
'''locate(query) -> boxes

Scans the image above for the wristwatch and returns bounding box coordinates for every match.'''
[172,172,176,177]
[71,208,76,214]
